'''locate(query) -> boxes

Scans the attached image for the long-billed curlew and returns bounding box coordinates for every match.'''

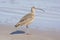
[15,6,44,35]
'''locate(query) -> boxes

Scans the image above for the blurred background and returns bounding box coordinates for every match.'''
[0,0,60,31]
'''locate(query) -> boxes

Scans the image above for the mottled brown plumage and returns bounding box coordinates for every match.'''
[15,7,35,27]
[15,6,44,35]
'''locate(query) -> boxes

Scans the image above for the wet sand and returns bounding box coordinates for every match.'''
[0,24,60,40]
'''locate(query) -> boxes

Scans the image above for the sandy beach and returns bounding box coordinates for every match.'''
[0,24,60,40]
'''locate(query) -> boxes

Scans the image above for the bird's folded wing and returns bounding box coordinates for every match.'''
[19,13,32,22]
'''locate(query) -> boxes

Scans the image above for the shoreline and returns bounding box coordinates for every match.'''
[0,24,60,40]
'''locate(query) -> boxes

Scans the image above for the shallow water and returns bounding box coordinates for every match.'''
[0,0,60,31]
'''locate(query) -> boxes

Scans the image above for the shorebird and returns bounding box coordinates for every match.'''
[15,6,44,35]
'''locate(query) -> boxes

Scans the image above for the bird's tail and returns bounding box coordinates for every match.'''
[15,21,25,27]
[15,23,21,27]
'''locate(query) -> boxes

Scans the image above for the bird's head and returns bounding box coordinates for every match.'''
[31,6,45,13]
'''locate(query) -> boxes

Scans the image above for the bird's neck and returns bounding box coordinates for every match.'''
[31,11,35,14]
[31,9,35,14]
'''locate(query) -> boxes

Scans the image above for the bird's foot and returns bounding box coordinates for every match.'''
[25,33,31,35]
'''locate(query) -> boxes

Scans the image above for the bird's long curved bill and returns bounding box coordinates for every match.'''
[35,8,45,12]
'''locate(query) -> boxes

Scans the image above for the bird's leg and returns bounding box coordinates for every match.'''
[26,25,29,28]
[26,25,30,35]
